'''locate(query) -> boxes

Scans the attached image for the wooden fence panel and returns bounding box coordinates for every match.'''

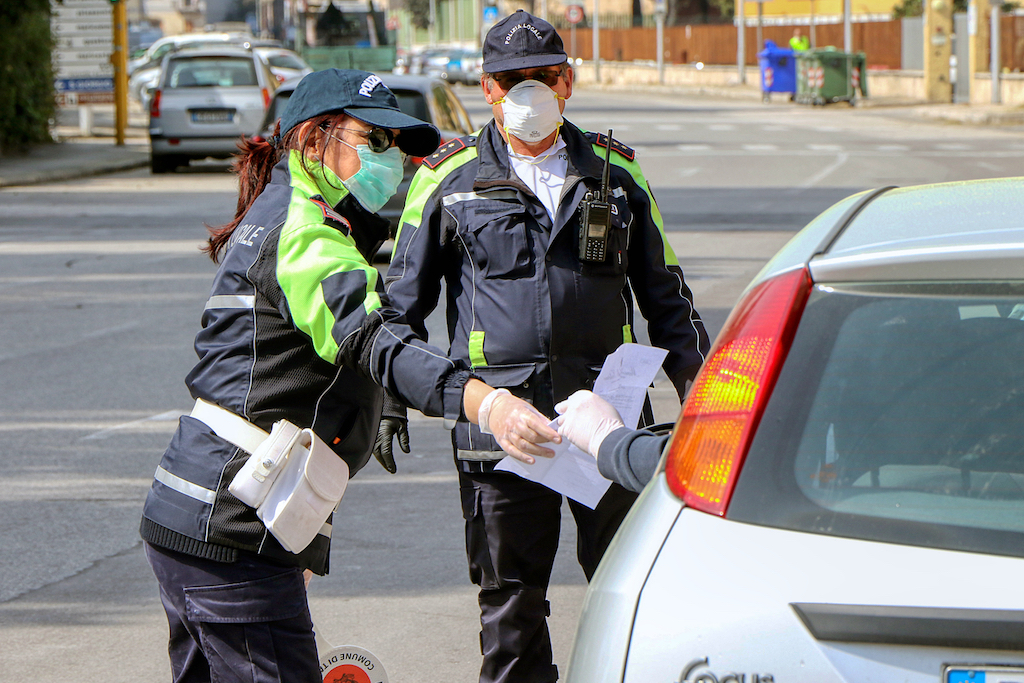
[559,20,903,70]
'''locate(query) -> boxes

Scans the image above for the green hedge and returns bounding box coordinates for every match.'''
[0,1,55,154]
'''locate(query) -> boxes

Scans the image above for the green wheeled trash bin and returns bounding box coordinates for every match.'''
[796,48,868,105]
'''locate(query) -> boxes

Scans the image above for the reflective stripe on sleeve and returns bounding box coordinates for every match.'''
[457,449,505,461]
[205,295,256,310]
[469,330,488,368]
[154,466,217,504]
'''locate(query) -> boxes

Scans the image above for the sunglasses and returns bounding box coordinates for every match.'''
[322,125,396,153]
[493,68,564,90]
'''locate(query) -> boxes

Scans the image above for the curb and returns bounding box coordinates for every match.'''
[0,154,149,189]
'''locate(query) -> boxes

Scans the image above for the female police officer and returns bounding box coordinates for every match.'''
[139,69,560,683]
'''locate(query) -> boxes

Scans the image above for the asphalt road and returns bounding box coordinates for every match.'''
[2,87,1023,683]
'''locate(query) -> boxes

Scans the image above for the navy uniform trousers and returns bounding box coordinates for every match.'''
[458,467,638,683]
[145,543,320,683]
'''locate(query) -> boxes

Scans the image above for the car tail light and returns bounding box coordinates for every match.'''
[665,267,812,516]
[149,90,161,118]
[261,88,270,109]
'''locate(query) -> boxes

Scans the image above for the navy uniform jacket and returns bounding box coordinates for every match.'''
[386,120,710,462]
[141,152,473,574]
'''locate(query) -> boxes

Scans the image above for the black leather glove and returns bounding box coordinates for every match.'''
[372,392,409,474]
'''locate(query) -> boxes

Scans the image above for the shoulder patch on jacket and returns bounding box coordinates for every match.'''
[308,195,352,234]
[586,131,636,162]
[422,136,475,170]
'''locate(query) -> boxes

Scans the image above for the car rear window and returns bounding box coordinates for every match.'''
[166,57,257,88]
[390,90,429,123]
[729,281,1024,558]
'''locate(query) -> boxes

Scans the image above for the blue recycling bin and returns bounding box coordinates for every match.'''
[758,40,797,100]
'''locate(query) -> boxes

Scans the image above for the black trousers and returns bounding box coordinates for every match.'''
[145,543,320,683]
[458,468,638,683]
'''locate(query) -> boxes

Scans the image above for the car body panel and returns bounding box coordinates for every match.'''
[829,178,1024,257]
[567,476,682,683]
[810,237,1024,282]
[623,507,1024,683]
[564,176,1024,683]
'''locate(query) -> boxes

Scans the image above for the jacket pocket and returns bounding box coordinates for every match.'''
[473,362,536,396]
[466,204,532,279]
[457,362,537,458]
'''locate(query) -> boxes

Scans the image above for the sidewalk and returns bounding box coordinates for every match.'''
[0,105,150,189]
[2,89,1023,190]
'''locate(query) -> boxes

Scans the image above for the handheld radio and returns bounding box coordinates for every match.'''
[578,129,614,263]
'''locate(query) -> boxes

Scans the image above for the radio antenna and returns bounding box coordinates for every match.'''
[600,129,613,200]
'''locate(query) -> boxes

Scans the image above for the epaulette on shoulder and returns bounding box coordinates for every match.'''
[586,131,635,162]
[422,136,476,170]
[308,195,351,234]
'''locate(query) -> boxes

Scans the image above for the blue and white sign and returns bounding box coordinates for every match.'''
[55,78,114,93]
[51,0,113,104]
[483,5,499,23]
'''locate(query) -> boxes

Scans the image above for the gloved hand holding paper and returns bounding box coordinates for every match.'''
[494,343,668,508]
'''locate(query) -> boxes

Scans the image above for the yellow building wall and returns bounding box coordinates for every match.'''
[744,0,897,17]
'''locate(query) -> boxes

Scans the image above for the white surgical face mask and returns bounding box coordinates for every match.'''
[496,80,564,143]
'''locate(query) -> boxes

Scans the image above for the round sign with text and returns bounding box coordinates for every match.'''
[320,645,388,683]
[566,4,584,23]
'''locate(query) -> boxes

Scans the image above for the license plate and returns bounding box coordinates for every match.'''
[190,109,233,123]
[944,665,1024,682]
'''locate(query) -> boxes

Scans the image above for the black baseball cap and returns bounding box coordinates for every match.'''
[482,10,567,74]
[279,69,440,156]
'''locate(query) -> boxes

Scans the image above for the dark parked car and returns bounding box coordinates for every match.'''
[567,177,1024,683]
[260,73,475,250]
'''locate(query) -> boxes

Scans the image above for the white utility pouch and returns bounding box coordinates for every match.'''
[228,420,304,509]
[255,428,349,554]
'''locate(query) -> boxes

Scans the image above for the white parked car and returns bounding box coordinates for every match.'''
[566,177,1024,683]
[128,32,245,75]
[148,46,276,173]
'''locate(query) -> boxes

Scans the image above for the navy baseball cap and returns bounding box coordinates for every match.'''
[482,10,567,74]
[279,69,440,156]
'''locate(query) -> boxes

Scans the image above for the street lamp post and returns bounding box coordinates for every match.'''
[593,0,601,82]
[991,0,1001,103]
[655,0,666,85]
[844,0,852,51]
[737,0,746,84]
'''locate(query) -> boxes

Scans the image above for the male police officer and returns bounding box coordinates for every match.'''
[375,11,710,683]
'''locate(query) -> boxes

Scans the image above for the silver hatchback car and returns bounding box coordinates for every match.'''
[567,177,1024,683]
[148,46,276,173]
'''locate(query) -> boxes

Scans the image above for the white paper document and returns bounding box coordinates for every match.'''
[495,344,669,508]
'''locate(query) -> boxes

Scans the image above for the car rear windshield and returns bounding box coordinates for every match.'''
[166,57,257,88]
[729,281,1024,558]
[391,90,428,123]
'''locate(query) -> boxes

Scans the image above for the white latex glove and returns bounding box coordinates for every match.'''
[480,389,560,465]
[555,390,625,459]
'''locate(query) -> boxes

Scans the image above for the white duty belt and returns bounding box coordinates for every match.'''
[190,398,269,454]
